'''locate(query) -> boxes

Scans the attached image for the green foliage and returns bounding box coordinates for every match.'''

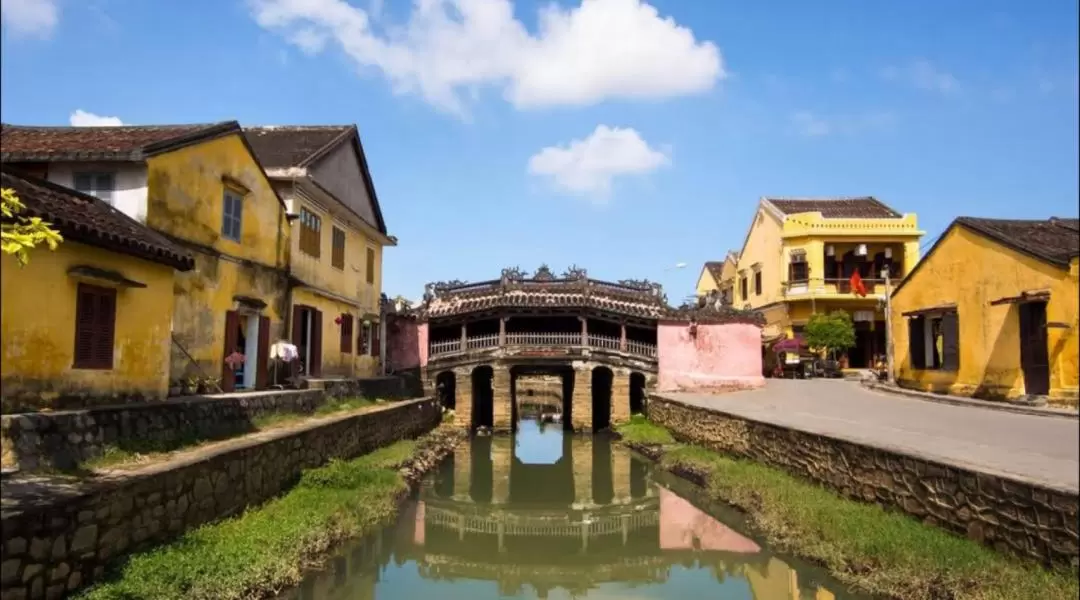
[804,310,857,358]
[1,187,63,266]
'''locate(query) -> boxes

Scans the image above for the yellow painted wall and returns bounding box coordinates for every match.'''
[891,226,1079,405]
[292,288,380,378]
[735,208,784,308]
[0,242,175,412]
[146,133,290,382]
[694,267,718,297]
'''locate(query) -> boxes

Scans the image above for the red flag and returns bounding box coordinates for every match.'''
[850,271,868,297]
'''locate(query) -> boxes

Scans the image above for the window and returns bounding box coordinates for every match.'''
[788,260,809,283]
[339,313,354,354]
[73,284,117,369]
[74,172,116,203]
[358,321,371,354]
[739,276,748,300]
[365,247,376,284]
[908,311,959,371]
[331,227,346,270]
[299,208,321,257]
[754,271,762,296]
[222,188,243,241]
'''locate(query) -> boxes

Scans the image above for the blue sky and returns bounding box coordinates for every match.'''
[2,0,1077,303]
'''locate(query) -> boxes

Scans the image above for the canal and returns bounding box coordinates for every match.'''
[284,419,864,599]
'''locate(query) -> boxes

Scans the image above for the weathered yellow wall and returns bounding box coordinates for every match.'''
[292,288,380,378]
[891,226,1079,404]
[735,208,784,308]
[694,268,718,297]
[146,133,290,382]
[0,242,175,412]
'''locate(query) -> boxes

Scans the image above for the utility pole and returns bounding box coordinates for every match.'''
[883,271,896,384]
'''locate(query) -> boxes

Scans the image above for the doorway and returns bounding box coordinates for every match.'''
[1018,301,1050,396]
[292,305,323,377]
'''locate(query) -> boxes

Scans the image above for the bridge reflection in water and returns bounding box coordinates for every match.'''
[285,421,862,600]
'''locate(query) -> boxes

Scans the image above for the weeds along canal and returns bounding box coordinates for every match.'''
[282,418,865,600]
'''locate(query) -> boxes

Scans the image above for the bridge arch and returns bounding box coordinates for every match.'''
[591,366,614,432]
[435,371,456,411]
[629,371,647,416]
[471,365,494,430]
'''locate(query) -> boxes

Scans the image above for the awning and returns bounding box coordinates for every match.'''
[989,290,1050,306]
[901,303,957,318]
[67,265,146,288]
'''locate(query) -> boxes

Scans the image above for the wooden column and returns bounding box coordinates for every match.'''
[580,316,588,346]
[619,322,627,352]
[460,322,467,350]
[498,316,507,346]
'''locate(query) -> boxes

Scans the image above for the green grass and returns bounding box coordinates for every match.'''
[74,439,425,600]
[82,398,382,472]
[614,414,676,445]
[637,423,1078,600]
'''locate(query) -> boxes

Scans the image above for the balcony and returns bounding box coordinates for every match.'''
[782,278,892,299]
[428,332,657,360]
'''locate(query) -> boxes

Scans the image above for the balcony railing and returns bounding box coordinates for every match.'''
[783,277,890,297]
[429,333,657,359]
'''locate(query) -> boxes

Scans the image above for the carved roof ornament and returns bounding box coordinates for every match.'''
[562,264,588,281]
[500,266,526,283]
[533,263,555,281]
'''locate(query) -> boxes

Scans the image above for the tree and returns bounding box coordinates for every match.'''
[2,188,63,266]
[804,310,856,359]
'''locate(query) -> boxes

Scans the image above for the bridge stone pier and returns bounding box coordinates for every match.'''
[386,264,766,432]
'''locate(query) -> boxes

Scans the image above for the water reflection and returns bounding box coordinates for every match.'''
[285,420,861,600]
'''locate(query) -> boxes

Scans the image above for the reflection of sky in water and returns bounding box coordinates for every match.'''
[513,419,564,465]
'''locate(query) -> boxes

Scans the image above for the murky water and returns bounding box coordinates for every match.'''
[284,420,863,600]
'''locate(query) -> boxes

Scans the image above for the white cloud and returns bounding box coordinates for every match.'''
[0,0,58,38]
[69,109,124,127]
[881,59,959,94]
[249,0,723,117]
[791,110,895,137]
[527,125,669,199]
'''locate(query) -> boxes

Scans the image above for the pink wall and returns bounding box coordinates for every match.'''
[386,317,428,370]
[657,321,764,393]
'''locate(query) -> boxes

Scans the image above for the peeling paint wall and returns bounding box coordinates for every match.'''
[0,242,175,412]
[656,322,764,392]
[891,226,1079,404]
[145,133,290,383]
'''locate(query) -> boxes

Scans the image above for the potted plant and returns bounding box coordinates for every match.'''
[185,376,200,395]
[225,351,246,371]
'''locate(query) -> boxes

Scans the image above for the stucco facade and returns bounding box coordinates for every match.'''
[890,220,1079,405]
[656,322,764,392]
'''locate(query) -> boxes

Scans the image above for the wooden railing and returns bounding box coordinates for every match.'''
[429,333,657,359]
[782,277,889,296]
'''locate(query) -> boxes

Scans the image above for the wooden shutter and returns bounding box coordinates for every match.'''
[340,314,353,353]
[370,322,380,358]
[908,316,926,370]
[256,316,271,389]
[221,310,239,393]
[941,312,960,372]
[310,310,323,377]
[290,304,304,378]
[331,228,346,270]
[366,248,375,284]
[73,284,116,369]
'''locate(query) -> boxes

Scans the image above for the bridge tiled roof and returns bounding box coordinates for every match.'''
[414,265,764,325]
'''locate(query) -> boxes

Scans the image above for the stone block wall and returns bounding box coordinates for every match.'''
[0,398,441,599]
[1,390,324,472]
[571,368,593,431]
[492,367,512,431]
[610,372,631,425]
[648,395,1079,569]
[311,375,423,400]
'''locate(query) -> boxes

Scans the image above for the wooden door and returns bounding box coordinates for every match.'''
[255,316,270,389]
[310,309,323,377]
[1018,301,1050,396]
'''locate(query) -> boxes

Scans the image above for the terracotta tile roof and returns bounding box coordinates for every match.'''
[703,261,725,283]
[765,196,902,219]
[0,122,239,162]
[243,125,353,170]
[957,216,1080,267]
[1,168,194,270]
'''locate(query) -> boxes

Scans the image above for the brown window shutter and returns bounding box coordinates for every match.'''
[73,284,117,369]
[310,310,323,376]
[370,322,380,358]
[256,316,271,389]
[941,312,960,372]
[908,316,926,370]
[366,248,375,284]
[222,310,239,393]
[340,314,353,354]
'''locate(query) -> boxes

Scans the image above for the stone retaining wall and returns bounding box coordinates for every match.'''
[648,395,1079,570]
[0,398,441,600]
[311,375,424,401]
[1,390,325,472]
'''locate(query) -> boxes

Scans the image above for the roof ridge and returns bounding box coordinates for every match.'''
[2,121,232,130]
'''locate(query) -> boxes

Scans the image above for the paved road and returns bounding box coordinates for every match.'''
[664,380,1080,493]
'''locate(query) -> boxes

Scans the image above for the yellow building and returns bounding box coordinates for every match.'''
[245,126,396,379]
[728,197,924,368]
[0,169,195,412]
[2,121,292,392]
[695,251,737,302]
[890,217,1079,406]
